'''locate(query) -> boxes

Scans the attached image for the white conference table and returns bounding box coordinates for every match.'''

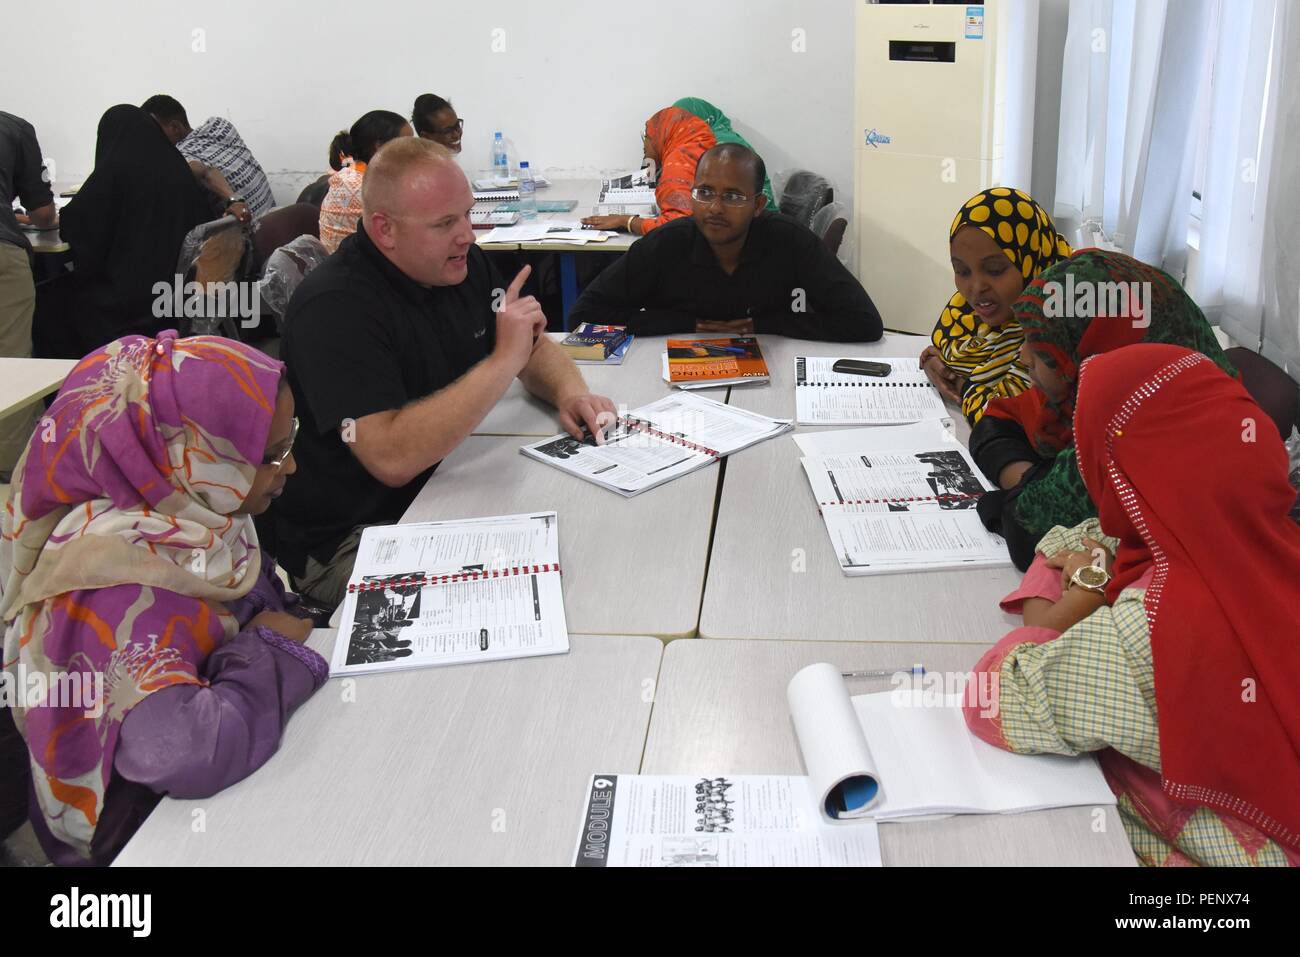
[0,357,76,418]
[476,333,727,437]
[401,434,719,638]
[115,632,662,867]
[476,178,639,253]
[699,333,1023,644]
[518,177,638,255]
[641,639,1137,866]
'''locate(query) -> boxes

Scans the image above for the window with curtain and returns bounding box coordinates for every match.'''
[1052,0,1298,380]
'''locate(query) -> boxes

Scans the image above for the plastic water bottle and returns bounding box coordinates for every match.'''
[491,132,508,182]
[519,161,538,220]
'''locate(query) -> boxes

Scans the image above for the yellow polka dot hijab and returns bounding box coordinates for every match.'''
[932,187,1072,422]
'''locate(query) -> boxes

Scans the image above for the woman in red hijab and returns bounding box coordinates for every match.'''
[965,343,1300,865]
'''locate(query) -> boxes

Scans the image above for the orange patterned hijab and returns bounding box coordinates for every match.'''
[637,107,716,234]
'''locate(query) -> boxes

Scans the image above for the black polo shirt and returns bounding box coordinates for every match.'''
[568,211,883,341]
[275,224,499,575]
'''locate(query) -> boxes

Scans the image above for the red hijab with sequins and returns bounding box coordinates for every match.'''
[1074,343,1300,851]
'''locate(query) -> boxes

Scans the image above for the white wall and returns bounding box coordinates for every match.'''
[1029,0,1069,210]
[9,0,858,208]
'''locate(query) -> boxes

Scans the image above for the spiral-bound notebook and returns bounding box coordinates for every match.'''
[473,188,520,202]
[795,357,948,425]
[795,423,1010,575]
[470,209,520,228]
[520,392,793,496]
[328,512,569,676]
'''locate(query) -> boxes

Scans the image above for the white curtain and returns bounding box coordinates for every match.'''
[1259,2,1300,378]
[1053,0,1213,267]
[1185,0,1285,352]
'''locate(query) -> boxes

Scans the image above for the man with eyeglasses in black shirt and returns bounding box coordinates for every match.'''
[568,143,883,342]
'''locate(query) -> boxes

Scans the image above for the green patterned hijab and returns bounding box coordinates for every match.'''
[672,97,776,204]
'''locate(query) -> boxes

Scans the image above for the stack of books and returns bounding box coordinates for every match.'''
[560,323,632,363]
[665,336,770,389]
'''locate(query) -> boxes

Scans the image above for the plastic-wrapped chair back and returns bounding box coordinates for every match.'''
[777,169,834,229]
[261,235,329,332]
[178,216,248,283]
[771,168,792,205]
[811,202,851,263]
[175,216,254,338]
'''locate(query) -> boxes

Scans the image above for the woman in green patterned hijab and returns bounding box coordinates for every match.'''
[672,97,775,204]
[970,249,1236,568]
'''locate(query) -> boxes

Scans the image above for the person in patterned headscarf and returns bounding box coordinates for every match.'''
[966,343,1300,866]
[0,330,327,865]
[920,187,1073,423]
[969,249,1237,569]
[581,99,773,236]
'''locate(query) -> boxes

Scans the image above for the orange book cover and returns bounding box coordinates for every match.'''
[665,336,770,383]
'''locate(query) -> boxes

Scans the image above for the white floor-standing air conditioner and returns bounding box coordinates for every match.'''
[854,0,1036,335]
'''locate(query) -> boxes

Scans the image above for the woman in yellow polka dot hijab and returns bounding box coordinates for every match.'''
[920,188,1072,422]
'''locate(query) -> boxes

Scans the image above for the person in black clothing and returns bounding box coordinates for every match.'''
[1,111,57,475]
[275,137,615,607]
[568,144,883,341]
[60,105,211,354]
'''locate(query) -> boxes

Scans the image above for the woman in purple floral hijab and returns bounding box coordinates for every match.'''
[1,330,327,864]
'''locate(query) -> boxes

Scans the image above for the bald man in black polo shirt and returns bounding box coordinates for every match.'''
[277,137,615,606]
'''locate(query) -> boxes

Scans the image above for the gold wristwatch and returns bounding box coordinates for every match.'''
[1070,564,1111,594]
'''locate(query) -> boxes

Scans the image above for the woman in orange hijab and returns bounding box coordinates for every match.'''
[582,100,773,237]
[583,106,713,236]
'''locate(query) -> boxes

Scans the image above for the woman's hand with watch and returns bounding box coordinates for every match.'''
[1046,536,1114,594]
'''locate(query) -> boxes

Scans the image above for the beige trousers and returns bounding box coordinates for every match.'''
[0,242,41,474]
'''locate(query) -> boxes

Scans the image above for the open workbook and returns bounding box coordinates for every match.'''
[595,167,658,214]
[573,774,883,867]
[571,662,1114,867]
[795,356,948,424]
[328,512,569,677]
[520,392,792,496]
[788,662,1115,821]
[797,421,1010,574]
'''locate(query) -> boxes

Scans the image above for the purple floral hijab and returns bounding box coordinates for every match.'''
[0,331,283,856]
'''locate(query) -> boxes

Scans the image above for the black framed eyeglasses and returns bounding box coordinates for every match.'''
[691,186,756,208]
[262,417,299,470]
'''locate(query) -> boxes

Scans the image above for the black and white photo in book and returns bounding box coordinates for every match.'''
[329,513,569,677]
[916,449,986,506]
[693,778,736,832]
[796,427,1011,575]
[345,574,423,665]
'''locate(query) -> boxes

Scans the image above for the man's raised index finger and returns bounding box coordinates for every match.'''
[506,264,532,303]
